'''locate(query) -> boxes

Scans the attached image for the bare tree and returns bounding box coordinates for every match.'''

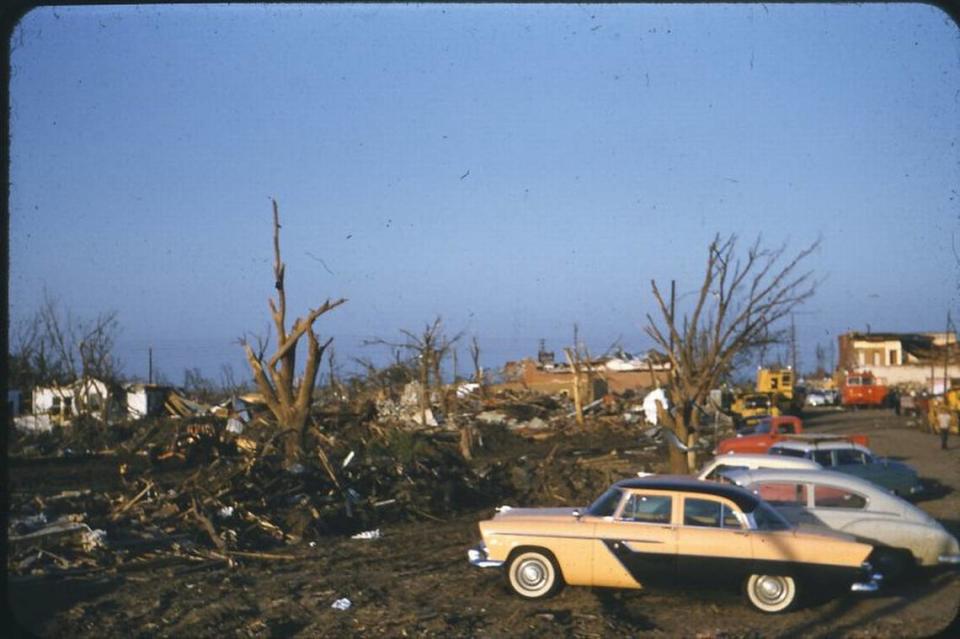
[22,292,124,422]
[241,200,346,465]
[468,336,486,398]
[645,234,819,473]
[365,317,463,426]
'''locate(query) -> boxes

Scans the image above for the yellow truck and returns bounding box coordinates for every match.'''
[756,367,803,415]
[757,368,795,399]
[731,392,781,429]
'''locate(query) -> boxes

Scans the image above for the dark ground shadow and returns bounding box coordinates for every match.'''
[915,478,954,502]
[5,574,123,638]
[592,588,658,631]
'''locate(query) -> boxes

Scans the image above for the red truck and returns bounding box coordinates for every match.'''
[716,415,870,454]
[841,371,889,408]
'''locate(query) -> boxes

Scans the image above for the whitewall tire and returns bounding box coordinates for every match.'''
[745,574,797,613]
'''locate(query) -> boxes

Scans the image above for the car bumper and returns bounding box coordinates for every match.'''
[938,554,960,565]
[851,562,883,593]
[468,543,503,569]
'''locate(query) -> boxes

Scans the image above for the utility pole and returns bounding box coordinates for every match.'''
[148,346,153,384]
[669,280,676,353]
[790,314,798,372]
[945,311,952,394]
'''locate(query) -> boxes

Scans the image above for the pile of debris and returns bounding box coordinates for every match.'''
[6,418,514,577]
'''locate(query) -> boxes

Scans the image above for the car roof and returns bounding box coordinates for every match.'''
[721,468,888,497]
[769,440,872,453]
[705,453,820,467]
[613,475,761,511]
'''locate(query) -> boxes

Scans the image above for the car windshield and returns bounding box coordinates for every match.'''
[587,487,623,517]
[750,502,793,531]
[754,420,772,434]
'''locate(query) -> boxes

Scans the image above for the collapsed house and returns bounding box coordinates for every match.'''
[20,378,173,430]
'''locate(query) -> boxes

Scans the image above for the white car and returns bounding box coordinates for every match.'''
[696,453,821,481]
[805,392,828,407]
[721,468,960,578]
[768,440,924,497]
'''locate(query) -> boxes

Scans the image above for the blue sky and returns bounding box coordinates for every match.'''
[9,3,960,384]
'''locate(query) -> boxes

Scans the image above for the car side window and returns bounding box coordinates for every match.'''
[812,450,834,466]
[620,494,672,524]
[814,486,867,509]
[835,449,865,465]
[682,498,745,529]
[684,498,722,527]
[755,482,807,506]
[779,423,797,434]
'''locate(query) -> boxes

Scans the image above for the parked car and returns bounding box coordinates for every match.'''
[805,392,828,407]
[696,453,821,481]
[822,389,840,405]
[716,416,869,455]
[721,468,960,578]
[767,440,923,497]
[467,476,881,613]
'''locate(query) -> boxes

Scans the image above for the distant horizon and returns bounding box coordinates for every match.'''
[10,4,959,388]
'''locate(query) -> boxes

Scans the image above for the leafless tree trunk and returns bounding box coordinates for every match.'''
[564,348,585,427]
[468,336,485,398]
[242,200,346,465]
[645,234,819,473]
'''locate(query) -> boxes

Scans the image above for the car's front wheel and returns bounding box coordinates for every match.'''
[506,549,562,599]
[745,574,797,613]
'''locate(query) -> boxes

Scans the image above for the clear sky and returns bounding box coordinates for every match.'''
[9,3,960,385]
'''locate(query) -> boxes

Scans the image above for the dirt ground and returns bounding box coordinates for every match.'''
[6,409,960,638]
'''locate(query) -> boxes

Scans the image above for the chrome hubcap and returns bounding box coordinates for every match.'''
[518,560,547,589]
[756,576,786,603]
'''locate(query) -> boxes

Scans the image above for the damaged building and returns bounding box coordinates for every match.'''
[837,331,960,391]
[501,346,672,396]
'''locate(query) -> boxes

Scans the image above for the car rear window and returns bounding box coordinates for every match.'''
[750,502,792,531]
[813,486,867,509]
[755,482,807,506]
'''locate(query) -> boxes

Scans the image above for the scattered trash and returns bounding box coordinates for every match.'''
[331,598,352,611]
[351,529,381,540]
[342,450,355,468]
[225,418,245,434]
[218,506,235,518]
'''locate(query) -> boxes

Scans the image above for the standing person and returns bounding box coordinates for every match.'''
[937,408,952,450]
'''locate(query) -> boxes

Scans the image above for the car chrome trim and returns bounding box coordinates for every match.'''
[850,579,880,593]
[938,554,960,565]
[467,544,503,569]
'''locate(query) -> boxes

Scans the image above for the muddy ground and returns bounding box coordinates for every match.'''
[6,409,960,638]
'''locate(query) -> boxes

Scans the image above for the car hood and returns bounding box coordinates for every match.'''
[876,459,918,475]
[492,506,581,522]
